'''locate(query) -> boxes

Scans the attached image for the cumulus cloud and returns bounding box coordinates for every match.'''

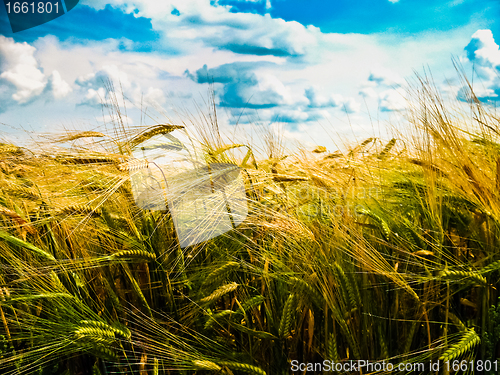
[79,87,107,107]
[367,68,405,87]
[305,87,359,113]
[305,87,333,108]
[0,37,47,103]
[186,62,257,84]
[0,36,71,111]
[45,71,73,99]
[202,16,319,57]
[272,109,309,123]
[462,29,500,102]
[357,68,407,111]
[74,62,188,109]
[379,88,407,112]
[3,0,488,138]
[143,87,167,105]
[343,98,361,113]
[187,62,293,108]
[97,114,134,124]
[76,64,132,89]
[81,0,319,57]
[465,29,500,69]
[75,65,137,107]
[359,87,377,98]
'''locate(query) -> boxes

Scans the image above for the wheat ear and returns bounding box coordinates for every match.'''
[192,360,222,371]
[278,294,295,338]
[199,282,239,304]
[217,361,267,375]
[109,249,156,262]
[439,328,480,361]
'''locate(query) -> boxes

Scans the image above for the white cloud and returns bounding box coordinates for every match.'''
[343,98,361,113]
[142,87,167,105]
[0,36,71,111]
[0,36,46,103]
[76,65,142,107]
[81,0,319,57]
[76,64,132,89]
[80,87,107,107]
[305,87,332,108]
[368,68,405,87]
[465,29,500,68]
[461,29,500,101]
[255,73,294,105]
[304,87,359,113]
[1,0,495,146]
[46,71,73,99]
[379,88,407,112]
[359,87,377,98]
[96,114,134,125]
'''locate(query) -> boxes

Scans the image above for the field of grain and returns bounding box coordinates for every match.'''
[0,74,499,374]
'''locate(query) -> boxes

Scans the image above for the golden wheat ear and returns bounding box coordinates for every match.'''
[128,124,185,149]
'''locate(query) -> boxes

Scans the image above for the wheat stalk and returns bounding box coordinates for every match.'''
[79,342,118,362]
[480,260,500,275]
[378,138,397,159]
[356,207,391,240]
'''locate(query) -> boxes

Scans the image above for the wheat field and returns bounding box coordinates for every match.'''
[0,73,499,374]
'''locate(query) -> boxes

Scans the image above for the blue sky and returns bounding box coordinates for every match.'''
[0,0,499,148]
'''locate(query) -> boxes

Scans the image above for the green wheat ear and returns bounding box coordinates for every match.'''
[204,309,233,329]
[192,359,222,371]
[0,229,56,261]
[92,362,103,375]
[201,261,240,291]
[199,282,239,304]
[278,293,295,338]
[356,208,390,240]
[480,260,500,275]
[439,328,480,361]
[289,277,324,308]
[79,320,131,340]
[327,333,339,362]
[440,269,487,286]
[217,361,267,375]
